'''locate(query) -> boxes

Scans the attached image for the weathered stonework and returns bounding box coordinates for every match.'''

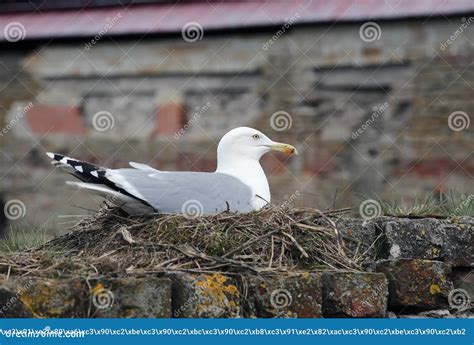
[0,276,85,318]
[336,219,379,261]
[168,273,242,318]
[452,267,474,302]
[0,217,472,318]
[89,277,172,318]
[0,276,172,318]
[322,272,388,318]
[244,273,323,318]
[375,259,453,309]
[376,217,473,266]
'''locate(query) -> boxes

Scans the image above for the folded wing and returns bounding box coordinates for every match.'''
[105,169,255,214]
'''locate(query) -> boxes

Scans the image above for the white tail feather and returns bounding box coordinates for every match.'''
[65,181,153,214]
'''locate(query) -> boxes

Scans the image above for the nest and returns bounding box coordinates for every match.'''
[0,205,374,278]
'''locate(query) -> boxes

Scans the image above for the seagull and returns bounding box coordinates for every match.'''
[46,127,298,215]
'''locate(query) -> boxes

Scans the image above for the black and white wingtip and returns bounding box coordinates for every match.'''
[46,151,106,177]
[46,151,154,213]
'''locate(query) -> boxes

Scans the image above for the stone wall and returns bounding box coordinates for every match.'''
[0,16,473,232]
[0,216,472,318]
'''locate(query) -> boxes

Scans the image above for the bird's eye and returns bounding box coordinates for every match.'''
[252,134,260,140]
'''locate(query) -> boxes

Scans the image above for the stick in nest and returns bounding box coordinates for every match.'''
[1,205,364,277]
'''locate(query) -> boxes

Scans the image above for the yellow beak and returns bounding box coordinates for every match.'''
[266,142,298,155]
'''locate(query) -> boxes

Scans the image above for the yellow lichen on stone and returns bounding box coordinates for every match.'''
[194,274,240,316]
[196,274,229,304]
[19,293,43,318]
[428,247,440,256]
[19,281,76,318]
[224,284,239,296]
[429,284,441,295]
[92,283,105,295]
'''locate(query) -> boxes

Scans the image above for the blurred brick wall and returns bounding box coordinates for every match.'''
[0,16,473,231]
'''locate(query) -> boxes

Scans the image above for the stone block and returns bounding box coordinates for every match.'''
[375,259,453,309]
[377,217,473,266]
[89,277,172,318]
[322,271,388,317]
[168,273,241,318]
[245,272,323,318]
[336,218,379,261]
[0,276,85,318]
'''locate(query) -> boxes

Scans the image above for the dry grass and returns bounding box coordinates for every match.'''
[0,204,371,278]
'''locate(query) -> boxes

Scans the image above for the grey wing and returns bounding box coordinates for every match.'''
[105,169,255,214]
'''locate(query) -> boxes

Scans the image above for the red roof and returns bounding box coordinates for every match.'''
[0,0,473,41]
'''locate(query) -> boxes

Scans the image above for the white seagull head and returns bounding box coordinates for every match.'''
[216,126,298,163]
[215,127,298,209]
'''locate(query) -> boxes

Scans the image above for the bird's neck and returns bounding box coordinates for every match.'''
[216,155,270,207]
